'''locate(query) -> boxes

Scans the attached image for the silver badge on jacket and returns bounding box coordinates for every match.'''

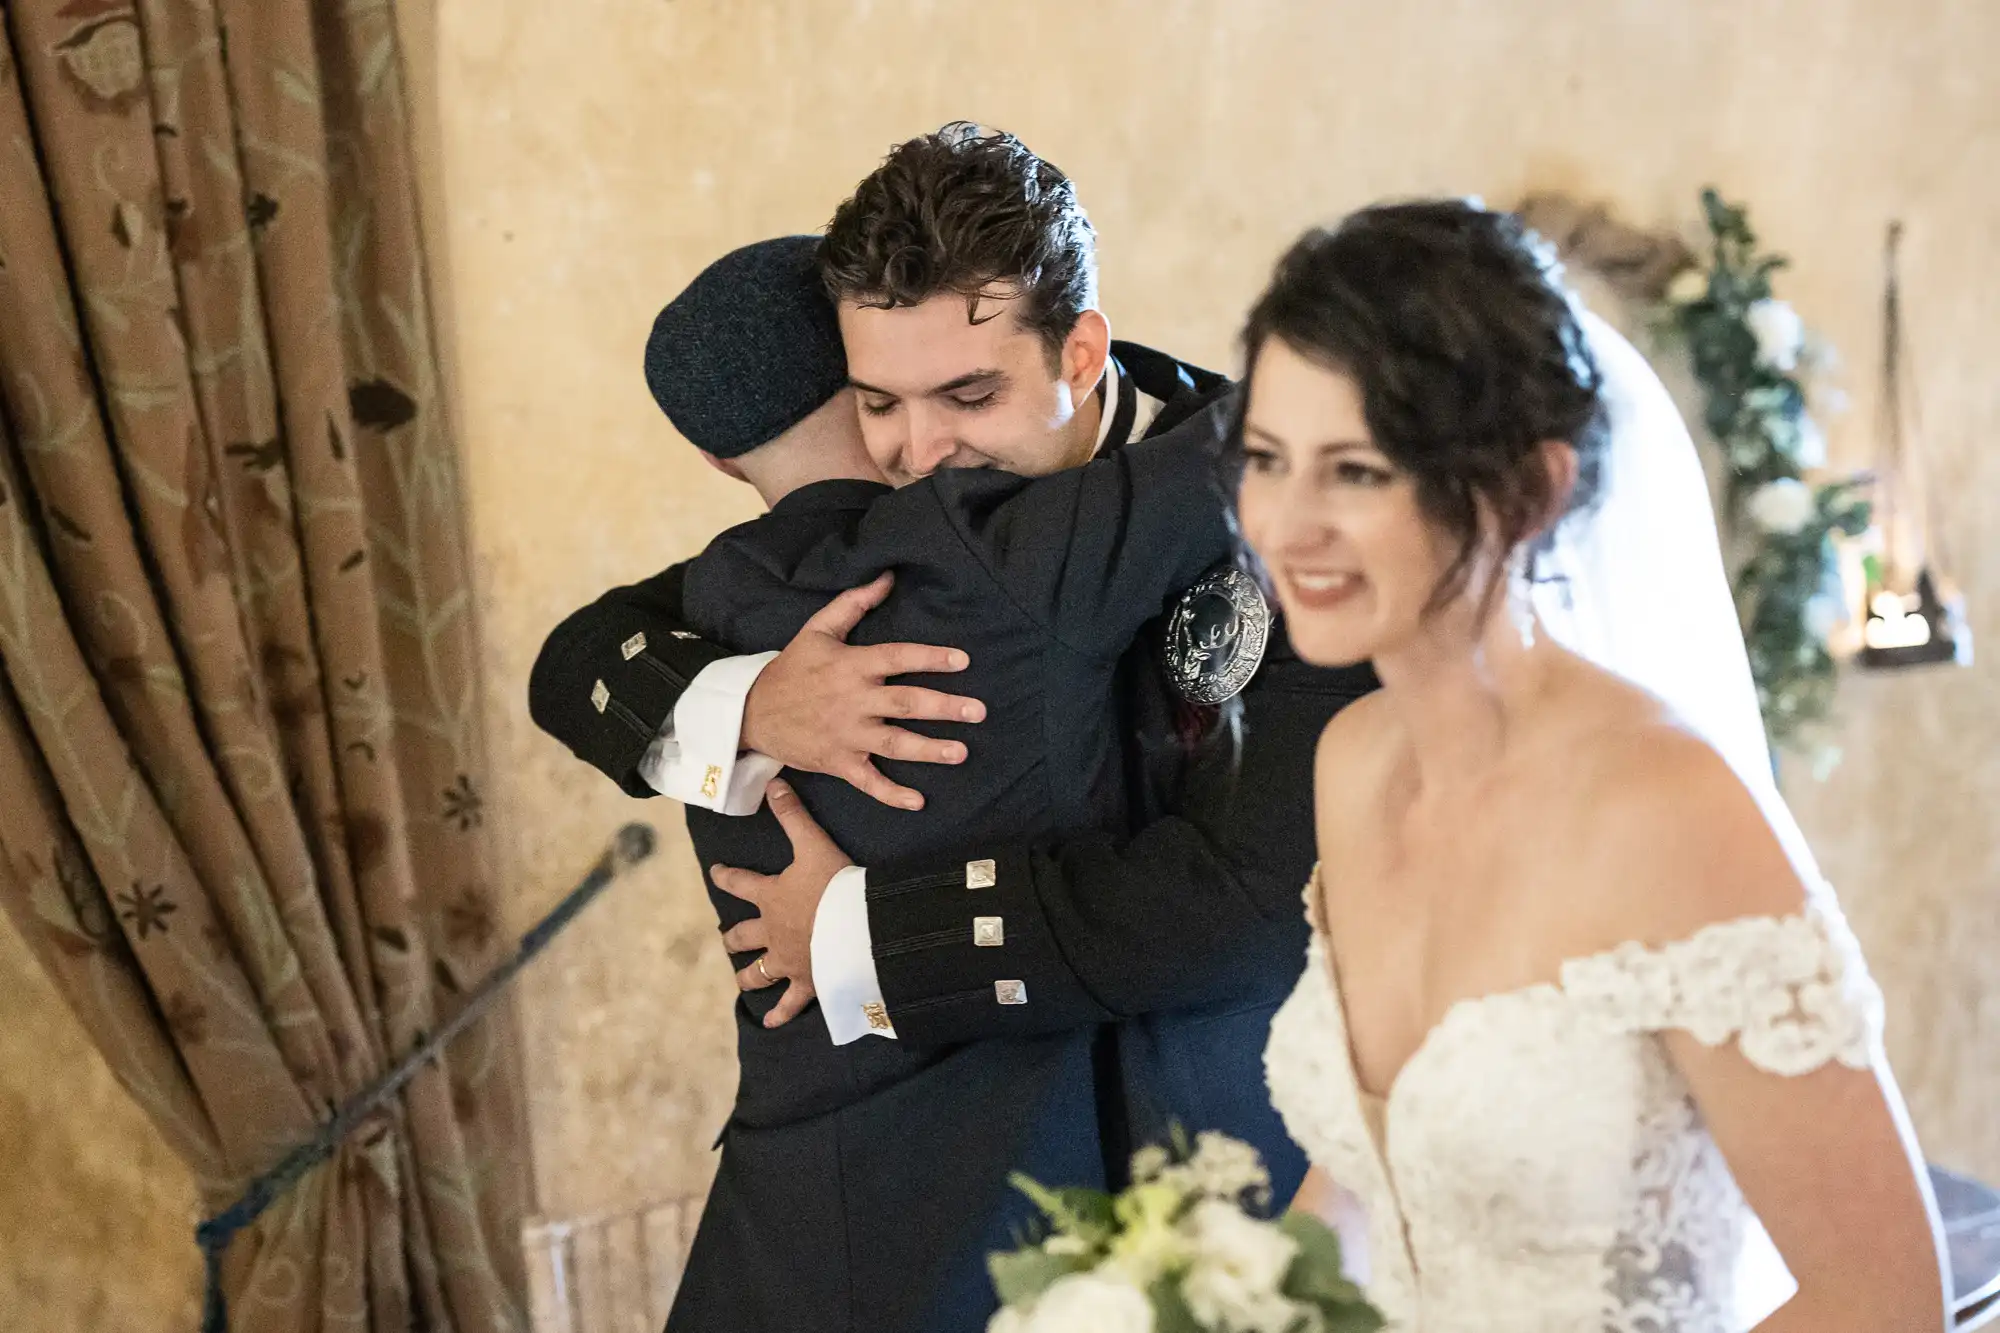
[1163,565,1270,704]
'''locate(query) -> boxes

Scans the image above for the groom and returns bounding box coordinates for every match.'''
[530,124,1376,1330]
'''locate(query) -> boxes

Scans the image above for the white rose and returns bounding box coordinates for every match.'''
[1021,1272,1154,1333]
[987,1305,1034,1333]
[1182,1268,1305,1333]
[1746,478,1816,535]
[1180,1203,1307,1333]
[1159,1133,1272,1202]
[1183,1200,1298,1292]
[1791,414,1828,469]
[1129,1144,1170,1184]
[1746,298,1804,371]
[1665,267,1709,306]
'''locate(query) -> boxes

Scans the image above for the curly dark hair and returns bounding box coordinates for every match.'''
[1231,199,1610,614]
[817,122,1098,363]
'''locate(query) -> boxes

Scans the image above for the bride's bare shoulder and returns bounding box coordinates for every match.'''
[1310,693,1396,846]
[1576,716,1814,941]
[1313,691,1397,787]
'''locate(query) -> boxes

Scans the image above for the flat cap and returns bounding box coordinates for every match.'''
[643,235,847,458]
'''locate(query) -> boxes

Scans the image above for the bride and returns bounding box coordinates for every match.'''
[1241,201,1949,1331]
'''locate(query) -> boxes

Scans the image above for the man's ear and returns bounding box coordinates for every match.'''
[699,449,747,482]
[1059,308,1113,403]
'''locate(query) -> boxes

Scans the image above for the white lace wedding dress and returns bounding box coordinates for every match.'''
[1263,869,1887,1332]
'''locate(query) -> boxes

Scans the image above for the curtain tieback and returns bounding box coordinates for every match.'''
[194,821,659,1333]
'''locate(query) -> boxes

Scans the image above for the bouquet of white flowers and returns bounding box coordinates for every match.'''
[986,1130,1383,1333]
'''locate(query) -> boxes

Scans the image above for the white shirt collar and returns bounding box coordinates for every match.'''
[1092,362,1122,455]
[1090,356,1170,457]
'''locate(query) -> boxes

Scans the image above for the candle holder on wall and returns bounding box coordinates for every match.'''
[1855,220,1972,672]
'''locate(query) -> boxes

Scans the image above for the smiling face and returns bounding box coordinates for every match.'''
[838,293,1110,485]
[1236,337,1474,668]
[1231,206,1610,670]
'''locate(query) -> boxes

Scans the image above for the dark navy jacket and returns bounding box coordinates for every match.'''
[527,344,1379,1332]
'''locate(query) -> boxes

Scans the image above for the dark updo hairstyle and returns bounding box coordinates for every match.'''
[1231,199,1610,615]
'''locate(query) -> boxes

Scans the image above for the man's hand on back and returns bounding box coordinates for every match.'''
[740,572,986,810]
[716,779,853,1028]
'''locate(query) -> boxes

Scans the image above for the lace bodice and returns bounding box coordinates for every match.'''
[1264,878,1885,1332]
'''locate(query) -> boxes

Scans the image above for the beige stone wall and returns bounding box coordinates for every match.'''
[6,2,1996,1321]
[0,922,201,1328]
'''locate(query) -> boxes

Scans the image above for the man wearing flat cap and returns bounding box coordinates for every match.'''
[529,128,1376,1332]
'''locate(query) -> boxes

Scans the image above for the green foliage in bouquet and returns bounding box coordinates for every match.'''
[1657,189,1872,759]
[987,1129,1384,1333]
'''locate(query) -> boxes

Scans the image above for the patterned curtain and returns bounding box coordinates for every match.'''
[0,2,527,1329]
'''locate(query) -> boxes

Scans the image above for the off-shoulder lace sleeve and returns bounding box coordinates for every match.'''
[1560,903,1885,1075]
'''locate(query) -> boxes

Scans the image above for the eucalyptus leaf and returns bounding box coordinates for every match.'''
[1270,1213,1387,1333]
[1277,1211,1347,1286]
[987,1245,1092,1307]
[1009,1173,1116,1242]
[1148,1275,1205,1333]
[1314,1300,1389,1333]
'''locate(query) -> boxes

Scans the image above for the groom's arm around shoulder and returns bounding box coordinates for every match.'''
[1588,729,1949,1333]
[863,641,1378,1047]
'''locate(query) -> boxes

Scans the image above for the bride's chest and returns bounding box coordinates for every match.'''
[1270,967,1696,1237]
[1390,994,1690,1220]
[1321,861,1600,1101]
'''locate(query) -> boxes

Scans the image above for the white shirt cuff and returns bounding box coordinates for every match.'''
[637,652,781,814]
[812,865,896,1044]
